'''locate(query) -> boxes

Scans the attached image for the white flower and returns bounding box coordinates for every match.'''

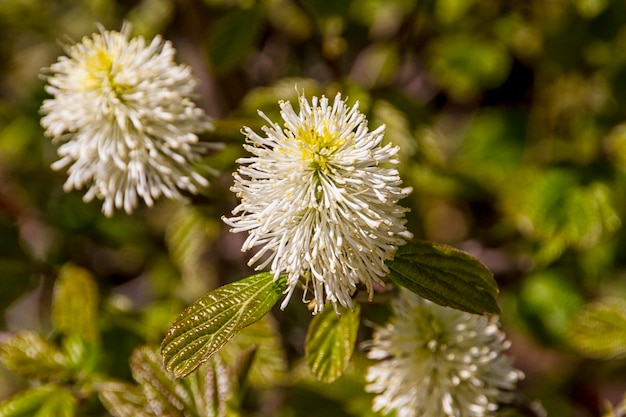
[223,91,410,313]
[364,290,523,417]
[41,23,213,217]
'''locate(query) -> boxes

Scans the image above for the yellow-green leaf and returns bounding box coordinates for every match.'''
[0,331,68,381]
[98,381,154,417]
[305,304,360,383]
[568,298,626,359]
[0,385,76,417]
[130,347,191,417]
[33,387,76,417]
[161,273,286,378]
[217,314,287,388]
[199,354,240,417]
[52,264,100,344]
[386,241,500,315]
[165,206,219,302]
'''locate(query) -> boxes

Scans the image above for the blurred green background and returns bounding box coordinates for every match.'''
[2,0,626,416]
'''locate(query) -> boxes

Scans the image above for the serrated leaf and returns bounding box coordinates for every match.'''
[130,346,192,417]
[52,264,100,344]
[0,331,68,381]
[0,385,76,417]
[386,241,500,315]
[218,314,286,388]
[98,381,154,417]
[199,354,240,417]
[207,5,263,74]
[305,303,360,383]
[124,346,242,417]
[161,273,286,378]
[568,298,626,359]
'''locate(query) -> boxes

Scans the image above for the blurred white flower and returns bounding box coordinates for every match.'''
[41,23,213,216]
[364,290,523,417]
[223,91,410,313]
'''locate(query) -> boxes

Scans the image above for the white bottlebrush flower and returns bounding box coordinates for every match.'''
[364,290,523,417]
[223,91,410,313]
[41,23,213,217]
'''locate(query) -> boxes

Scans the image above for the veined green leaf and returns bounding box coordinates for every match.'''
[130,347,192,417]
[218,314,287,388]
[0,385,76,417]
[98,381,154,417]
[52,264,100,344]
[305,303,360,383]
[0,331,68,381]
[386,241,500,315]
[568,298,626,359]
[161,273,286,378]
[108,346,241,417]
[199,354,240,417]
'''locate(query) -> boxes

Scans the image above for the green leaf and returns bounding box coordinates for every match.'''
[427,35,511,101]
[0,386,55,417]
[198,354,240,417]
[0,331,68,381]
[207,5,263,74]
[386,241,500,315]
[288,355,381,417]
[61,334,101,381]
[568,298,626,359]
[130,346,192,417]
[305,303,360,383]
[32,387,76,417]
[166,206,219,301]
[518,270,585,344]
[452,108,525,188]
[98,381,154,417]
[132,345,241,417]
[0,385,76,417]
[506,170,621,265]
[573,0,608,18]
[435,0,475,23]
[217,314,287,388]
[161,273,286,378]
[52,264,100,344]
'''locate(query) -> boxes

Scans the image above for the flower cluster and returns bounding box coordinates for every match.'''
[223,92,410,313]
[41,24,213,216]
[364,290,523,417]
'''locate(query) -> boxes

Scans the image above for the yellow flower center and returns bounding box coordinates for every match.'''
[296,122,343,172]
[80,47,129,98]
